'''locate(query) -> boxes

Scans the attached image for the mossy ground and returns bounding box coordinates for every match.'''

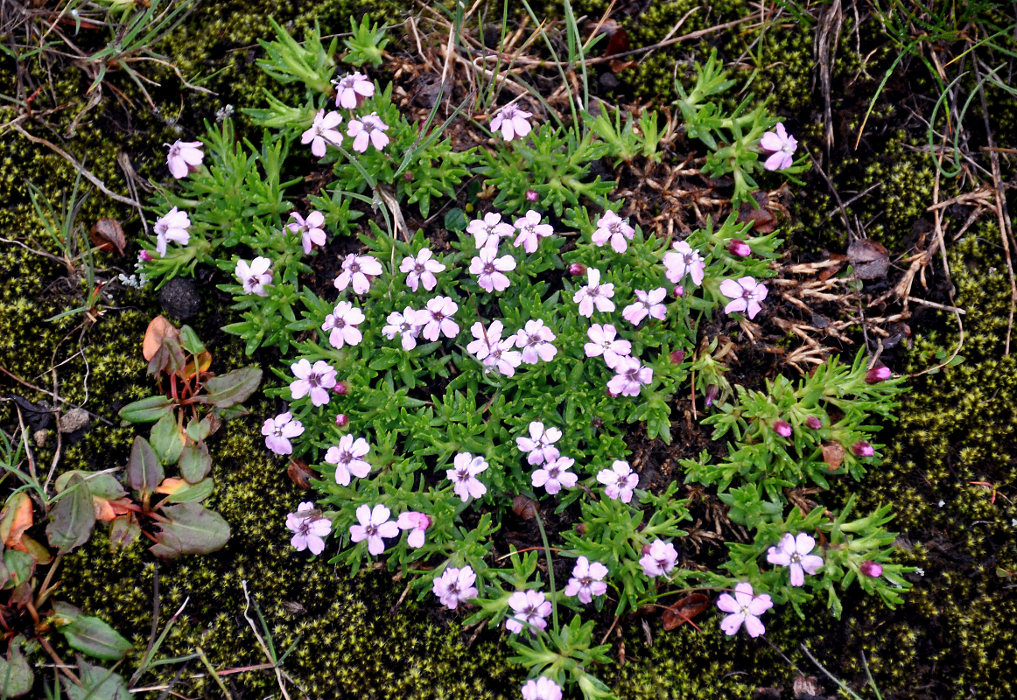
[2,0,1016,697]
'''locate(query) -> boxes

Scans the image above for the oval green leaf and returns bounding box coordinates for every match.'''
[150,414,184,464]
[118,395,174,424]
[46,474,96,553]
[150,503,230,558]
[195,366,262,408]
[178,443,212,484]
[58,615,132,661]
[127,437,163,496]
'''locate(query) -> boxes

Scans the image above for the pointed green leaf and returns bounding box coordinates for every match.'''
[55,471,126,500]
[46,474,96,553]
[194,367,262,408]
[165,477,215,503]
[150,503,230,558]
[178,325,206,355]
[2,550,35,589]
[63,658,130,700]
[57,615,132,661]
[118,395,174,424]
[127,437,163,496]
[178,443,212,483]
[150,414,184,464]
[0,636,34,697]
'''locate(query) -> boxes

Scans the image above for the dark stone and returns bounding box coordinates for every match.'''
[158,277,201,320]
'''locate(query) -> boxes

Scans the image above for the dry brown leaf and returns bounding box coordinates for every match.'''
[821,442,845,470]
[661,593,711,630]
[89,218,126,255]
[847,238,890,280]
[142,315,180,361]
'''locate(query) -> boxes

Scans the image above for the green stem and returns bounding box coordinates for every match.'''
[533,512,558,632]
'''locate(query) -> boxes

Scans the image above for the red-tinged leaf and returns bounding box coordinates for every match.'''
[194,366,262,408]
[89,218,126,255]
[0,492,33,550]
[20,534,52,565]
[178,443,211,483]
[109,513,140,550]
[118,395,175,424]
[287,459,314,489]
[149,336,187,377]
[661,593,711,630]
[737,195,778,233]
[46,474,96,553]
[142,315,180,361]
[93,497,117,522]
[127,437,163,496]
[150,503,230,558]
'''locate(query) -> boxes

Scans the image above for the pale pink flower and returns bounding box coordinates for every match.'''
[592,210,635,253]
[347,112,390,153]
[261,412,303,455]
[325,434,372,486]
[447,452,489,502]
[596,460,638,503]
[397,511,431,548]
[766,532,823,586]
[639,539,677,577]
[400,248,445,292]
[573,268,615,317]
[154,207,191,256]
[486,339,523,376]
[515,421,562,466]
[607,356,653,397]
[382,307,422,350]
[349,504,399,556]
[584,323,631,369]
[719,276,768,319]
[513,320,557,364]
[622,288,668,326]
[467,320,505,362]
[235,256,272,296]
[563,556,608,604]
[289,359,337,407]
[760,122,797,171]
[716,582,772,637]
[321,301,365,349]
[301,109,343,157]
[860,560,883,578]
[663,241,705,286]
[512,210,553,253]
[334,253,383,294]
[333,71,375,109]
[521,677,562,700]
[491,104,533,141]
[415,296,459,341]
[467,212,514,249]
[433,565,478,610]
[532,455,576,495]
[166,139,204,179]
[286,502,331,555]
[287,211,327,254]
[505,589,551,634]
[469,245,516,292]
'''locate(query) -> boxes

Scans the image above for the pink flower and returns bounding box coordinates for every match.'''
[607,356,653,397]
[467,212,514,250]
[321,301,365,349]
[622,288,668,326]
[469,245,516,292]
[347,112,390,153]
[760,122,797,171]
[261,412,304,455]
[491,104,533,141]
[235,256,272,296]
[584,323,632,369]
[513,319,557,364]
[447,452,488,502]
[485,338,523,376]
[573,268,615,317]
[154,207,191,256]
[532,455,577,495]
[325,434,372,486]
[860,560,883,578]
[521,677,562,700]
[865,365,892,383]
[505,589,551,634]
[166,139,204,179]
[301,109,343,158]
[286,502,331,555]
[525,189,539,202]
[639,539,677,577]
[415,296,459,341]
[433,565,478,610]
[400,248,445,292]
[349,504,399,556]
[596,460,638,503]
[515,421,563,466]
[289,358,337,407]
[766,533,823,586]
[852,441,875,457]
[397,511,431,548]
[563,556,608,604]
[719,276,768,319]
[728,239,751,257]
[333,71,374,109]
[334,253,383,294]
[467,321,520,375]
[512,210,553,253]
[335,413,349,428]
[382,307,422,350]
[663,241,705,287]
[773,420,792,438]
[287,211,327,254]
[716,582,772,637]
[592,210,635,253]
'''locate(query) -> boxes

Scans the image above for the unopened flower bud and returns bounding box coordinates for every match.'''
[332,381,349,396]
[403,171,414,182]
[569,263,586,276]
[852,441,874,457]
[704,385,719,407]
[860,560,883,578]
[335,413,349,428]
[805,415,823,430]
[525,189,539,202]
[139,250,153,262]
[670,349,686,364]
[728,239,751,257]
[591,418,603,430]
[773,419,792,437]
[865,365,892,384]
[673,285,684,298]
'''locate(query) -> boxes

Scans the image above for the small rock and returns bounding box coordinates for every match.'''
[159,277,201,319]
[57,408,90,434]
[32,429,48,447]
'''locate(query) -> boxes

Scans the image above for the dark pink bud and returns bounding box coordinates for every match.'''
[335,413,349,427]
[525,189,539,202]
[805,415,823,430]
[591,418,603,430]
[728,239,751,257]
[865,366,892,384]
[704,385,718,407]
[852,441,874,457]
[569,263,586,276]
[403,171,414,182]
[773,419,792,438]
[860,560,883,578]
[670,349,686,364]
[332,381,349,396]
[673,285,684,298]
[139,250,153,262]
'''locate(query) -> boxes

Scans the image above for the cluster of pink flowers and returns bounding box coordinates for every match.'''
[433,565,478,609]
[521,677,561,700]
[514,421,575,494]
[347,504,433,556]
[301,73,390,158]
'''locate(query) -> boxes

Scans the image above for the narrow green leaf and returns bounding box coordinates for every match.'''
[46,475,96,553]
[118,395,174,424]
[178,325,206,355]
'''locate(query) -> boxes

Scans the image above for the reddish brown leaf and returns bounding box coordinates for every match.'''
[89,218,126,255]
[142,315,180,361]
[512,494,540,520]
[821,442,845,471]
[818,254,848,282]
[847,238,890,280]
[1,493,34,550]
[737,195,778,233]
[287,460,314,490]
[661,593,710,630]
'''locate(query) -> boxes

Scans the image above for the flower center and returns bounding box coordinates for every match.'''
[483,262,496,274]
[339,451,352,464]
[349,262,361,273]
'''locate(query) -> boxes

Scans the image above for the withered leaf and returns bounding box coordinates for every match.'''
[737,195,778,233]
[512,494,539,520]
[847,238,890,280]
[287,460,314,490]
[142,315,180,361]
[821,442,845,471]
[661,593,710,630]
[89,219,126,255]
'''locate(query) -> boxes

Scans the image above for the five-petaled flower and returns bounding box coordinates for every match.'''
[286,502,331,555]
[289,359,338,407]
[287,211,327,254]
[335,253,383,295]
[521,677,562,700]
[532,455,577,495]
[760,122,797,171]
[235,256,272,297]
[491,103,533,141]
[766,532,823,586]
[584,323,631,369]
[400,248,445,292]
[432,565,478,610]
[301,109,343,158]
[469,245,516,293]
[663,241,706,287]
[262,412,304,455]
[596,460,639,503]
[154,207,191,257]
[573,268,616,317]
[447,452,489,502]
[607,356,653,397]
[622,288,668,326]
[639,539,677,577]
[397,511,431,548]
[592,210,635,253]
[166,139,204,179]
[719,276,768,319]
[512,210,554,253]
[513,320,557,364]
[564,556,608,604]
[321,301,365,349]
[505,589,551,634]
[467,321,520,376]
[382,307,422,350]
[415,296,460,341]
[347,112,390,153]
[467,212,514,249]
[716,582,772,637]
[515,421,563,465]
[333,71,375,109]
[349,504,399,556]
[325,434,372,486]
